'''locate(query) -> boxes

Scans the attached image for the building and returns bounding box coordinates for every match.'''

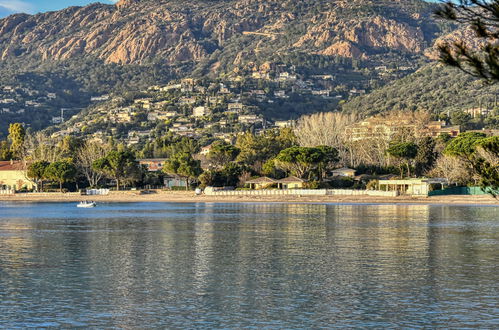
[377,178,448,196]
[139,159,168,172]
[0,161,35,191]
[193,106,208,117]
[245,177,277,190]
[277,176,306,189]
[164,175,188,189]
[332,167,356,177]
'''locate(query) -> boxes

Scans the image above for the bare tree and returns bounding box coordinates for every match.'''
[429,155,476,185]
[77,140,112,188]
[24,132,62,162]
[294,112,357,165]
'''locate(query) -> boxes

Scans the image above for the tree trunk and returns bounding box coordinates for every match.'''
[59,181,63,193]
[407,162,411,178]
[116,178,120,191]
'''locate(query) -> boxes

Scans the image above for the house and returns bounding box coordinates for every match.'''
[377,178,448,196]
[193,106,208,117]
[245,177,277,190]
[164,175,188,189]
[139,159,168,172]
[332,167,356,177]
[0,161,35,191]
[277,176,306,189]
[200,144,213,156]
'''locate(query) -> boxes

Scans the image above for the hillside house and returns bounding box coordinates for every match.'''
[139,159,168,172]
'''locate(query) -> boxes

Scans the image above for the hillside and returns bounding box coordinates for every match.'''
[0,0,456,137]
[341,64,499,116]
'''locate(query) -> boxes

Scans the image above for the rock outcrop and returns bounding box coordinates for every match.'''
[0,0,441,65]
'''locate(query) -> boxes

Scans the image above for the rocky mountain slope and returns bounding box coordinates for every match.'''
[0,0,441,66]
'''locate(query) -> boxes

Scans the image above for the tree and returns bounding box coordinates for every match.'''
[44,160,76,192]
[207,142,240,169]
[8,123,25,160]
[444,133,498,194]
[316,145,340,179]
[163,152,202,190]
[436,0,499,82]
[27,161,50,192]
[414,137,438,177]
[295,112,356,164]
[77,140,112,188]
[386,142,418,178]
[450,111,472,130]
[274,146,330,179]
[93,150,140,190]
[0,140,12,161]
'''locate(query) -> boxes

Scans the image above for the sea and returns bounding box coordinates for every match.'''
[0,202,497,328]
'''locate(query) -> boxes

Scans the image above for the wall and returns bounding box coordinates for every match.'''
[0,170,35,190]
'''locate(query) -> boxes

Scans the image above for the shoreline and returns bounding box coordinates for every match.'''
[0,192,498,206]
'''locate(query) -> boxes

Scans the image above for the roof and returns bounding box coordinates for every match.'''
[277,176,306,183]
[332,167,356,172]
[245,177,277,184]
[0,161,26,171]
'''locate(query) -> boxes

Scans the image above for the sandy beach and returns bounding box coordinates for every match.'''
[0,191,498,206]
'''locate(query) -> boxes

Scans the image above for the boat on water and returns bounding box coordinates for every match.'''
[77,201,96,208]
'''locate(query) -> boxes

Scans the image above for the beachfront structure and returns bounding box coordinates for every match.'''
[245,177,277,190]
[164,175,188,189]
[0,161,35,191]
[332,167,356,177]
[277,176,306,189]
[377,178,448,196]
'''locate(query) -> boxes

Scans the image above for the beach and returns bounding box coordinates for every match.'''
[0,190,498,205]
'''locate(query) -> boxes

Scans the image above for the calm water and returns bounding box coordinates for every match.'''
[0,202,497,328]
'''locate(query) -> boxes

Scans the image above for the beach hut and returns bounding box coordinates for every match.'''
[245,177,277,190]
[277,176,306,189]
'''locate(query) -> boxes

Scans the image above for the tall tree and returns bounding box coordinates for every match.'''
[274,146,330,179]
[207,142,240,169]
[27,161,50,192]
[93,150,140,190]
[44,160,76,192]
[8,123,25,160]
[77,140,112,188]
[163,152,202,190]
[386,142,418,178]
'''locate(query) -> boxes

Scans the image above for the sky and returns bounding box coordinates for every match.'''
[0,1,117,15]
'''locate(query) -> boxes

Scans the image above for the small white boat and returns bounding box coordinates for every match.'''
[77,201,96,208]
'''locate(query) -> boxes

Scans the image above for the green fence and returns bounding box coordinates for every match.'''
[429,186,489,196]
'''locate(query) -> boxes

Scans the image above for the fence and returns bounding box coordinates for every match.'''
[86,189,110,196]
[0,189,14,195]
[429,186,490,196]
[205,189,398,197]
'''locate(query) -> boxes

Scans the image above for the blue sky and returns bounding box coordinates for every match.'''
[0,1,117,15]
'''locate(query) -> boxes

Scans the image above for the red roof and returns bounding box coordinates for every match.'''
[0,161,26,171]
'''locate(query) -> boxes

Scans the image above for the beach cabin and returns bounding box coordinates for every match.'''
[245,177,277,190]
[332,167,356,178]
[164,175,188,189]
[277,176,306,189]
[377,178,448,196]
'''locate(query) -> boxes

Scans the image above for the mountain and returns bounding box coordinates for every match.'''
[0,0,457,137]
[0,0,442,66]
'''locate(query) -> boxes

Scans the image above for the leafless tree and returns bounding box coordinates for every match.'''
[76,140,112,188]
[294,112,357,165]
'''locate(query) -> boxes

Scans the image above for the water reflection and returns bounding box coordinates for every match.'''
[0,202,497,328]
